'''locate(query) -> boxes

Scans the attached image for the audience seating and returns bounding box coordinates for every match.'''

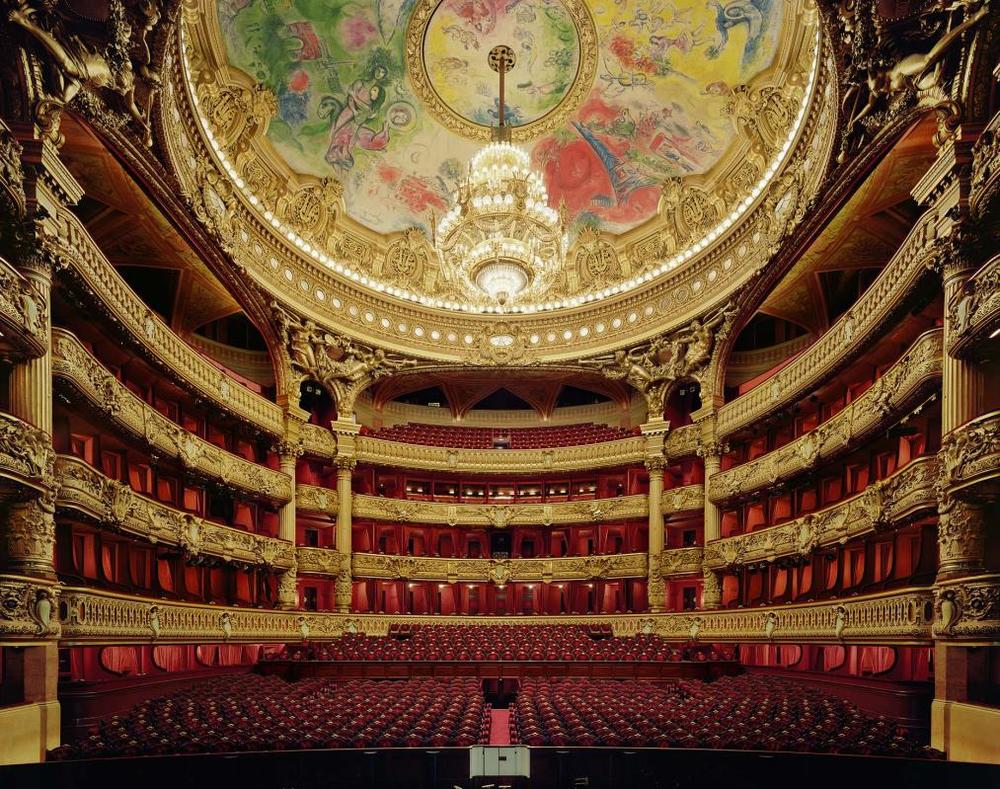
[509,675,936,756]
[265,625,733,663]
[367,422,639,449]
[50,675,489,758]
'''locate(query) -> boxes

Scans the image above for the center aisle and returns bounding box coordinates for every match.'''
[489,709,511,746]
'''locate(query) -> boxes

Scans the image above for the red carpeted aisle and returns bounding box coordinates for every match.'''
[489,709,511,745]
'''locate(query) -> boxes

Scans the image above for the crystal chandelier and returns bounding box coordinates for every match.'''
[434,46,567,307]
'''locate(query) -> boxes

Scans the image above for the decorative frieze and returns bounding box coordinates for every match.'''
[716,209,939,438]
[0,575,60,639]
[935,574,1000,640]
[704,457,939,570]
[656,547,704,578]
[948,254,1000,356]
[349,552,648,584]
[342,493,648,527]
[0,412,55,490]
[970,108,1000,216]
[353,435,647,473]
[661,485,705,515]
[55,456,294,570]
[656,587,935,644]
[0,255,48,359]
[300,423,336,459]
[51,330,292,503]
[939,410,1000,496]
[55,210,284,435]
[664,425,700,460]
[53,584,935,644]
[710,329,942,502]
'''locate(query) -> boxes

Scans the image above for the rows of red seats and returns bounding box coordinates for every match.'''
[50,675,489,759]
[510,675,936,757]
[268,625,734,663]
[367,422,638,449]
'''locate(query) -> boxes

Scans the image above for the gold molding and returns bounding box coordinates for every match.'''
[704,456,939,570]
[656,547,704,578]
[353,433,646,473]
[939,410,1000,497]
[348,551,647,583]
[710,329,942,502]
[661,484,705,515]
[51,329,292,503]
[934,573,1000,641]
[54,209,285,436]
[348,492,647,526]
[716,208,940,438]
[157,13,836,363]
[52,582,935,644]
[403,0,598,143]
[0,254,48,360]
[56,455,295,570]
[0,411,54,493]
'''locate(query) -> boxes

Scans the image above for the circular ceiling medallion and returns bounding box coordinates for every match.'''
[406,0,598,142]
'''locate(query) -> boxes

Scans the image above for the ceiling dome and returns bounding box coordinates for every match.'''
[169,0,831,358]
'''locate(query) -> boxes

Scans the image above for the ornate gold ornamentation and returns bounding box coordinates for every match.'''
[274,305,418,415]
[349,496,647,528]
[704,457,939,570]
[834,1,990,158]
[353,434,647,473]
[403,0,597,143]
[934,574,1000,639]
[717,210,940,438]
[662,485,705,515]
[710,329,942,502]
[51,330,292,503]
[0,575,60,638]
[0,412,55,485]
[656,547,704,578]
[7,0,168,146]
[54,208,284,434]
[580,303,735,415]
[55,455,295,570]
[56,584,935,643]
[939,410,1000,495]
[348,552,646,583]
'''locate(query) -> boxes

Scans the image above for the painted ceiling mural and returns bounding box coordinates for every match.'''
[218,0,783,236]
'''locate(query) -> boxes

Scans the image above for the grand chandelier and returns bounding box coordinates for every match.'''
[434,46,567,307]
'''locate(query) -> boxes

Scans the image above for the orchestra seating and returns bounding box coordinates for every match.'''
[366,422,638,449]
[50,675,489,759]
[509,675,936,756]
[265,625,733,663]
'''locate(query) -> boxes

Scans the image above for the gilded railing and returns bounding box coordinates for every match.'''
[56,210,285,436]
[939,410,1000,496]
[656,547,704,578]
[51,330,292,503]
[349,552,648,583]
[710,329,942,503]
[300,423,336,459]
[295,484,338,515]
[0,255,47,359]
[664,424,700,459]
[655,586,935,644]
[348,493,648,526]
[970,107,1000,216]
[948,253,1000,356]
[716,210,939,438]
[353,435,647,473]
[56,455,294,570]
[662,484,705,514]
[704,456,939,570]
[0,411,54,492]
[52,583,935,643]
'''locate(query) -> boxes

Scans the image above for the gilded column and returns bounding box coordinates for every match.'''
[2,136,80,581]
[645,457,666,613]
[334,456,356,613]
[697,430,725,609]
